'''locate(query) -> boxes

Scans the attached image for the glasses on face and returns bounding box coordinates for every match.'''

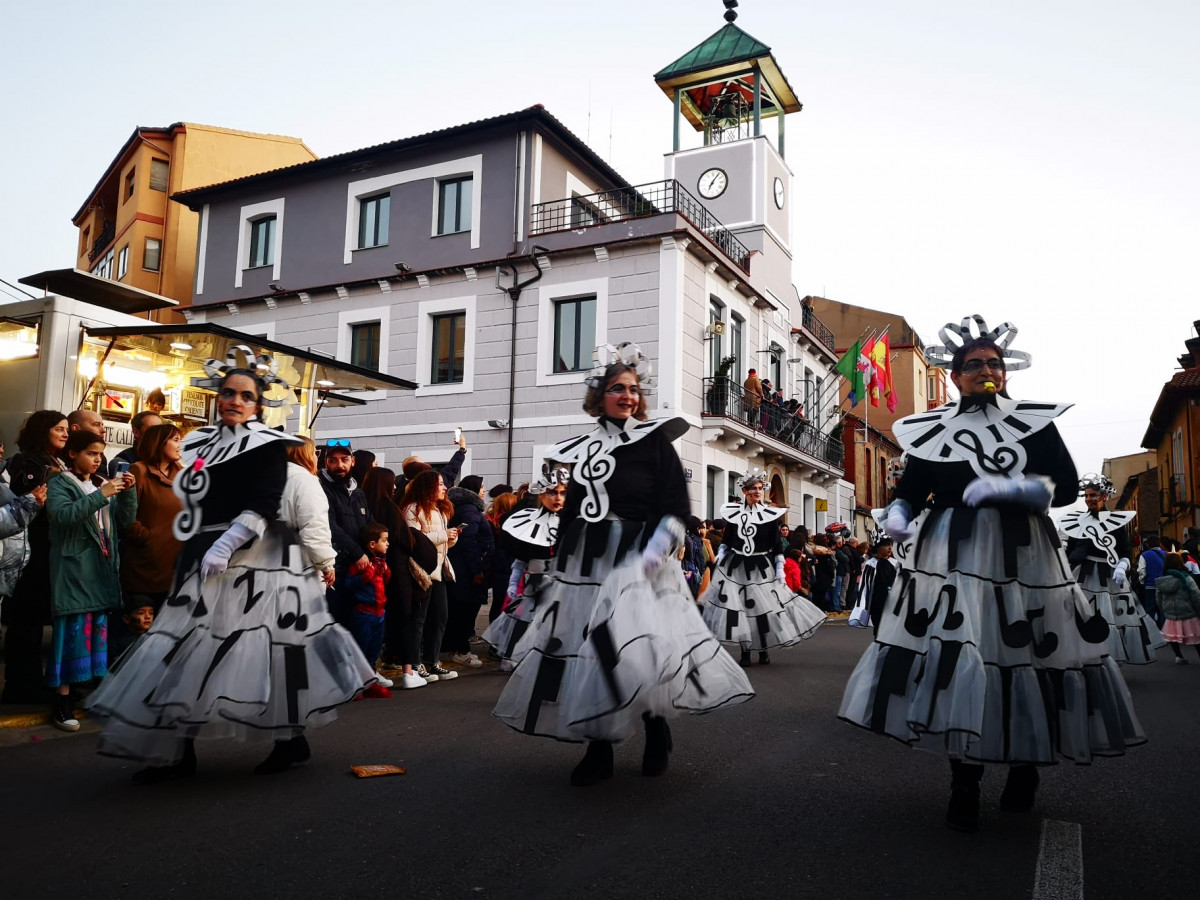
[326,439,351,448]
[960,358,1005,375]
[218,388,258,403]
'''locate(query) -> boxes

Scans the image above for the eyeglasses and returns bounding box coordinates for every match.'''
[960,358,1005,375]
[604,384,641,397]
[326,439,351,448]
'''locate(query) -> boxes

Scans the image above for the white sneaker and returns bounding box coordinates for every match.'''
[451,652,483,668]
[374,674,394,688]
[401,672,427,689]
[426,664,458,680]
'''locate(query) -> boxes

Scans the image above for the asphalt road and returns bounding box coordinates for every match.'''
[1,624,1196,900]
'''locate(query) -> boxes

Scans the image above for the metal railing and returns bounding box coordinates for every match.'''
[530,179,751,272]
[89,220,115,262]
[800,305,836,353]
[702,377,845,468]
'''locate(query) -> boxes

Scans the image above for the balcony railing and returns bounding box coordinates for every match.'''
[89,220,115,262]
[702,377,845,469]
[800,305,836,353]
[530,179,751,272]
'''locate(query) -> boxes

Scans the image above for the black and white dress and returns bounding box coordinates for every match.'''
[481,503,559,665]
[88,421,377,766]
[1061,509,1165,665]
[700,500,825,649]
[492,416,754,743]
[839,395,1145,764]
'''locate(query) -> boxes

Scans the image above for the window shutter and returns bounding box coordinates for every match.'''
[149,159,169,192]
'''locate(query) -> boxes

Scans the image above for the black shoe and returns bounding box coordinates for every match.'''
[738,649,752,668]
[133,741,196,785]
[570,741,614,787]
[758,651,771,665]
[254,735,311,776]
[50,694,80,733]
[999,765,1040,812]
[945,784,980,832]
[641,713,673,777]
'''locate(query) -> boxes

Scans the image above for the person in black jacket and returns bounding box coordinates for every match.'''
[320,440,374,620]
[444,474,494,666]
[394,433,468,499]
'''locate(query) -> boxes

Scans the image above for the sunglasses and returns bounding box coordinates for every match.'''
[326,439,351,448]
[960,358,1005,375]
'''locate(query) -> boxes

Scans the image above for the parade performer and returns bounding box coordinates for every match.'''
[1061,473,1164,665]
[88,349,378,783]
[492,343,753,786]
[482,463,569,668]
[838,316,1144,832]
[700,470,825,666]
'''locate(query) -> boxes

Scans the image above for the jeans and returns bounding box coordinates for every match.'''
[348,610,385,668]
[832,574,844,612]
[420,581,449,667]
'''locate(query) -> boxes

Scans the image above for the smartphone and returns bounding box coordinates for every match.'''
[453,426,462,444]
[111,460,131,479]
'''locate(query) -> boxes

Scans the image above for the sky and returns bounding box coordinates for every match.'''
[1,0,1197,480]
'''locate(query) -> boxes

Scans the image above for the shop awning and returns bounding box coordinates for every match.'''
[83,322,415,393]
[19,269,178,314]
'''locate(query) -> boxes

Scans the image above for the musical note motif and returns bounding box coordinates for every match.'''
[950,427,1021,476]
[993,585,1059,657]
[236,570,264,614]
[276,586,309,631]
[939,585,964,631]
[172,463,211,541]
[577,438,615,522]
[1081,523,1120,566]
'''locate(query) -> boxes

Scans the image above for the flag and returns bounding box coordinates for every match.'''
[868,332,892,410]
[834,340,864,407]
[861,336,881,408]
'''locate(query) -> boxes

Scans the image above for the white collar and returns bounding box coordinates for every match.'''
[719,500,785,552]
[502,505,560,548]
[1059,509,1135,565]
[180,420,300,470]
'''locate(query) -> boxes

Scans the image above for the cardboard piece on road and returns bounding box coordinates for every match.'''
[351,764,407,778]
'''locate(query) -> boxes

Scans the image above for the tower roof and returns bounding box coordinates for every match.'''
[654,23,771,81]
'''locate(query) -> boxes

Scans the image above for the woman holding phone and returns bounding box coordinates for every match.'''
[402,470,460,683]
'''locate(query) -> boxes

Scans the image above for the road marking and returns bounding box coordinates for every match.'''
[1033,819,1084,900]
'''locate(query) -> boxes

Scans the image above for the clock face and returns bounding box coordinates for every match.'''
[698,168,728,200]
[773,176,785,209]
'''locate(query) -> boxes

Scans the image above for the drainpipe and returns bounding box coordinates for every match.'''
[495,245,548,484]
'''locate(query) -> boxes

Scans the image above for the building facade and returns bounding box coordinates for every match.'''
[840,414,902,541]
[72,123,316,320]
[1141,321,1200,543]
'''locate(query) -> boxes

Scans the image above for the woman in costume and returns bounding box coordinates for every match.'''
[700,470,825,667]
[838,316,1144,832]
[492,343,753,786]
[1061,473,1164,665]
[481,463,568,669]
[88,349,378,783]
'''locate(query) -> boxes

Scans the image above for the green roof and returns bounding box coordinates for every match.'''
[655,23,771,81]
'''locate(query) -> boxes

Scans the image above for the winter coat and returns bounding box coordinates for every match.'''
[120,460,183,595]
[3,450,61,627]
[784,557,805,593]
[0,483,40,597]
[320,470,374,574]
[447,487,493,582]
[344,556,391,617]
[404,504,455,583]
[46,471,137,617]
[281,463,336,573]
[1155,570,1200,621]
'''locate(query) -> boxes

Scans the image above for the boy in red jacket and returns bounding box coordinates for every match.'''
[346,522,392,698]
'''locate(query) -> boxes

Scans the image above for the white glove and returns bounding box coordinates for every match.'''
[201,522,255,581]
[642,516,684,577]
[962,475,1054,513]
[1112,559,1130,590]
[774,554,786,584]
[884,500,915,543]
[506,559,527,602]
[714,544,728,567]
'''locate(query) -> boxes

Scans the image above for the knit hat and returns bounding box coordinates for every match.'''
[460,474,484,494]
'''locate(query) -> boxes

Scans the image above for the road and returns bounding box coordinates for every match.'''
[1,623,1196,900]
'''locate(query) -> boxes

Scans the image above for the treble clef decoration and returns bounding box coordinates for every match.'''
[1082,522,1119,566]
[951,427,1022,477]
[172,458,211,541]
[736,508,758,553]
[577,437,615,522]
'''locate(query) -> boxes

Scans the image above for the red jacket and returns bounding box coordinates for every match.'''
[784,558,805,594]
[346,556,391,617]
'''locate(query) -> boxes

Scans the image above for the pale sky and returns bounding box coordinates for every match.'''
[2,0,1197,479]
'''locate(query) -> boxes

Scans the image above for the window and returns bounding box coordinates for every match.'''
[92,249,114,280]
[117,245,129,279]
[350,322,381,371]
[815,376,824,421]
[727,472,740,504]
[708,298,724,377]
[730,313,744,383]
[149,159,169,192]
[431,312,466,384]
[358,193,390,249]
[706,467,719,520]
[437,176,472,235]
[124,168,135,201]
[570,195,602,227]
[769,343,783,389]
[552,295,596,373]
[248,216,276,268]
[143,238,161,272]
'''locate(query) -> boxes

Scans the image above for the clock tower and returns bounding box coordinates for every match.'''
[654,0,802,298]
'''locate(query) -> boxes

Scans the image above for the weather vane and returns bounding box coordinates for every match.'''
[724,0,739,23]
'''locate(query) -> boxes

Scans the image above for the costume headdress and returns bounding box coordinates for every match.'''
[196,345,292,407]
[736,469,768,492]
[582,341,655,395]
[529,461,570,495]
[1077,472,1115,498]
[923,315,1031,371]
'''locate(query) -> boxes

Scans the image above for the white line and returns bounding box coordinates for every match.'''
[1032,819,1084,900]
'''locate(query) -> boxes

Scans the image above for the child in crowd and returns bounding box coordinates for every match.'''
[107,596,155,662]
[783,549,806,594]
[345,522,392,698]
[45,430,136,731]
[1156,552,1200,664]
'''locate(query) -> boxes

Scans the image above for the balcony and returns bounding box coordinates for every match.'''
[702,376,845,471]
[800,305,836,353]
[89,220,115,262]
[530,179,751,273]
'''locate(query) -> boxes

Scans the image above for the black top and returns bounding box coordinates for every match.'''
[320,471,374,573]
[719,513,785,557]
[1066,524,1131,568]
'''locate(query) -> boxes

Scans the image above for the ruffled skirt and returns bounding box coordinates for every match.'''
[839,507,1145,765]
[88,522,377,765]
[700,552,825,649]
[481,597,535,663]
[492,517,754,743]
[1075,563,1165,664]
[1163,617,1200,645]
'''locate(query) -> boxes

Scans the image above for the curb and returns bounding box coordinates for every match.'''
[0,707,87,730]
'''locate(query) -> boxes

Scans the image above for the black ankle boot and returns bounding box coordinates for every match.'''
[945,761,983,832]
[132,740,196,785]
[738,649,752,667]
[999,765,1040,812]
[642,713,673,777]
[254,735,311,776]
[570,741,614,787]
[758,650,771,665]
